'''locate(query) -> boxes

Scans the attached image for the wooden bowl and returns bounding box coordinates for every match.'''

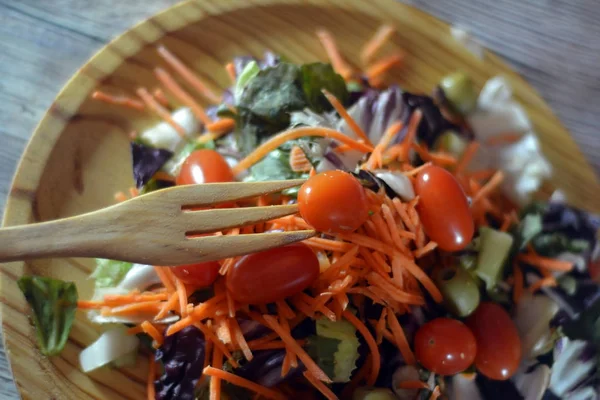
[1,0,599,398]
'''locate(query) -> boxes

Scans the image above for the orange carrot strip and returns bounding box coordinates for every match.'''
[166,294,227,335]
[411,143,457,166]
[381,204,411,254]
[209,347,223,400]
[323,89,373,146]
[155,67,212,125]
[102,301,163,316]
[233,127,373,175]
[513,262,523,303]
[413,241,438,259]
[392,198,416,232]
[392,255,443,303]
[295,293,336,322]
[366,53,404,81]
[429,385,441,400]
[137,88,187,138]
[203,366,286,400]
[518,253,574,272]
[114,191,128,202]
[154,266,176,293]
[455,142,480,176]
[302,371,338,400]
[375,309,388,344]
[225,62,236,83]
[263,315,332,383]
[371,212,394,246]
[361,24,396,64]
[528,277,558,293]
[387,310,416,364]
[157,45,220,104]
[472,171,504,204]
[399,110,423,161]
[155,292,179,320]
[315,29,353,80]
[141,321,164,348]
[152,88,170,108]
[366,272,425,305]
[343,310,380,386]
[206,118,235,135]
[276,300,295,320]
[127,325,144,335]
[402,162,433,177]
[92,90,145,111]
[320,245,360,283]
[194,322,239,368]
[230,317,253,361]
[147,354,156,400]
[304,237,354,252]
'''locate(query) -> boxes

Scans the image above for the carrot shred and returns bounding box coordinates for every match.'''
[206,118,236,135]
[366,53,404,82]
[114,191,128,202]
[323,89,373,146]
[472,171,504,204]
[194,321,239,368]
[375,309,388,344]
[147,354,156,400]
[92,90,145,111]
[399,110,423,161]
[225,62,236,83]
[153,266,176,293]
[429,385,441,400]
[387,310,416,364]
[392,255,443,303]
[155,292,179,320]
[398,380,429,390]
[304,237,355,252]
[209,347,223,400]
[342,310,379,386]
[302,371,338,400]
[366,272,424,305]
[361,24,396,64]
[315,29,353,80]
[413,241,438,259]
[230,317,253,361]
[203,366,287,400]
[141,321,164,348]
[155,67,212,125]
[528,276,558,293]
[157,45,221,104]
[518,253,574,272]
[455,142,480,176]
[102,301,163,316]
[513,262,523,303]
[233,126,373,175]
[137,87,188,138]
[263,315,332,383]
[152,88,170,108]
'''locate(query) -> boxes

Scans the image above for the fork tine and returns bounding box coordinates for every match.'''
[150,179,306,206]
[177,230,316,264]
[181,204,299,233]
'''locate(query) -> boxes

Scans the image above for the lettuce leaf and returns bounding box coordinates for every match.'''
[17,276,78,356]
[301,62,348,113]
[91,259,133,288]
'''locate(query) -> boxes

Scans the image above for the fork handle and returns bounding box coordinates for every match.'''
[0,212,111,263]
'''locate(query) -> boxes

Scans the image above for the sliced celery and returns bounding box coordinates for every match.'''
[475,227,514,290]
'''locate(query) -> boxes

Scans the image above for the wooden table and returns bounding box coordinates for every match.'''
[0,0,598,397]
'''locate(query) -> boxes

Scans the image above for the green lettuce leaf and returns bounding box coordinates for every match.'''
[91,259,133,288]
[17,276,78,356]
[301,62,349,113]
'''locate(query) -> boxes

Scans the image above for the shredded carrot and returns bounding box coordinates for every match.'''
[157,45,221,104]
[126,325,144,335]
[528,276,558,293]
[209,347,223,400]
[402,162,432,177]
[315,29,353,80]
[194,322,239,368]
[155,291,179,320]
[398,110,422,161]
[386,310,416,364]
[472,171,504,204]
[455,141,480,176]
[155,67,212,125]
[152,88,170,108]
[302,371,338,400]
[381,204,411,254]
[485,132,523,146]
[153,266,176,293]
[129,187,139,198]
[500,214,512,232]
[141,321,164,348]
[366,53,404,82]
[172,274,188,317]
[206,118,235,135]
[137,87,188,138]
[375,309,388,344]
[411,143,457,166]
[152,171,174,182]
[413,241,438,259]
[233,126,373,175]
[114,191,128,203]
[513,262,523,303]
[263,315,332,383]
[166,293,227,335]
[147,354,156,400]
[230,317,253,361]
[518,253,574,272]
[323,89,373,146]
[361,24,396,64]
[225,62,236,83]
[305,237,354,252]
[102,301,163,316]
[342,310,379,386]
[392,255,443,303]
[398,381,429,390]
[92,90,145,111]
[429,386,441,400]
[203,366,286,400]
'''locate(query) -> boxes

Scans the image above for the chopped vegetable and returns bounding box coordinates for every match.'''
[91,259,134,288]
[312,317,360,382]
[439,72,477,115]
[131,142,174,188]
[434,266,480,317]
[17,276,78,356]
[79,327,140,372]
[475,227,514,290]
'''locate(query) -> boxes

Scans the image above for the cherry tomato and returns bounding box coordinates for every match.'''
[298,170,369,234]
[226,243,319,304]
[466,302,522,380]
[414,165,474,251]
[414,318,477,375]
[172,261,220,287]
[176,149,234,185]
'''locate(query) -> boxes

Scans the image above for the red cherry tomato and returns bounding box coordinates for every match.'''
[226,243,319,304]
[176,149,234,185]
[172,261,220,287]
[414,318,477,375]
[414,165,474,251]
[466,302,522,380]
[298,170,369,234]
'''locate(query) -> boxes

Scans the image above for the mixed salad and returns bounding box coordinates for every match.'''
[17,25,600,400]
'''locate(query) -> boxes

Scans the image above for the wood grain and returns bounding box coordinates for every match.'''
[0,0,598,398]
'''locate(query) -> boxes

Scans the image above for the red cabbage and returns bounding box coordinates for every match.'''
[155,326,205,400]
[131,142,173,188]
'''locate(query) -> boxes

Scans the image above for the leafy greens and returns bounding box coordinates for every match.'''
[17,276,78,356]
[91,259,134,288]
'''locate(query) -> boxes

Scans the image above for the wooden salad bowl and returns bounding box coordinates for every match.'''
[1,0,599,398]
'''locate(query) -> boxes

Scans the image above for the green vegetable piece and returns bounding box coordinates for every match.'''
[301,62,349,113]
[307,318,360,382]
[234,61,261,101]
[91,259,134,288]
[434,266,481,317]
[433,130,468,157]
[352,387,397,400]
[17,276,78,356]
[440,71,477,115]
[475,227,514,290]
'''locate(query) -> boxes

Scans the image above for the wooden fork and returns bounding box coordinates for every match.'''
[0,180,315,265]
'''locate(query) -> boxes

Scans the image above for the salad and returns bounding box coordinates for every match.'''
[17,25,600,400]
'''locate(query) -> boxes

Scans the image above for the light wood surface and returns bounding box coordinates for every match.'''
[0,0,598,398]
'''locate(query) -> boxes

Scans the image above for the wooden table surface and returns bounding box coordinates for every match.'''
[0,0,599,397]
